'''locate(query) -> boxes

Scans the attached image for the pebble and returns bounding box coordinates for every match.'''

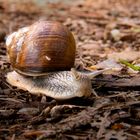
[18,107,40,116]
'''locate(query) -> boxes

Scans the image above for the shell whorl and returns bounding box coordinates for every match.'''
[6,21,76,76]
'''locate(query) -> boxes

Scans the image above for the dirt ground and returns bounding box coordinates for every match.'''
[0,0,140,139]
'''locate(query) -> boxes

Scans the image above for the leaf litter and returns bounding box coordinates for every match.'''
[0,0,140,139]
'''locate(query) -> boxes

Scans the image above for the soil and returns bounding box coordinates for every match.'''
[0,0,140,139]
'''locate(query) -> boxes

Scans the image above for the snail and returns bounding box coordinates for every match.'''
[6,21,111,100]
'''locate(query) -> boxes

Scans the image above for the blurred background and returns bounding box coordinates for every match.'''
[1,0,140,68]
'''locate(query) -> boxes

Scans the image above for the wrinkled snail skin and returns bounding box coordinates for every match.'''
[6,68,111,100]
[6,69,92,100]
[6,21,76,76]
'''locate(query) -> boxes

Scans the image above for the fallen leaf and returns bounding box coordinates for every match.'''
[96,59,122,70]
[108,48,140,61]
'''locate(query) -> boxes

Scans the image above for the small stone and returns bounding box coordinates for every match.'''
[18,108,39,116]
[110,29,121,41]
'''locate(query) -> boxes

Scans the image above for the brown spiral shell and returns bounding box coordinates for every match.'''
[6,21,76,76]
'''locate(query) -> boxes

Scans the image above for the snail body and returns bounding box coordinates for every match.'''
[6,21,110,100]
[6,68,110,100]
[7,68,110,100]
[6,69,92,99]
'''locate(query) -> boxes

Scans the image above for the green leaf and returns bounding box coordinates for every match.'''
[119,59,140,71]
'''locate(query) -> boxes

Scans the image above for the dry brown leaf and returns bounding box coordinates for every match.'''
[95,59,122,70]
[108,48,140,61]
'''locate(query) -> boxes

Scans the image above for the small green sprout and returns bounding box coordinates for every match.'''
[119,59,140,71]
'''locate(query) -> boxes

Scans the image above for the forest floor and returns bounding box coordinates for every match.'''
[0,0,140,139]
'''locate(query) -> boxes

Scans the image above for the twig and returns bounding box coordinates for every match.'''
[97,111,110,139]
